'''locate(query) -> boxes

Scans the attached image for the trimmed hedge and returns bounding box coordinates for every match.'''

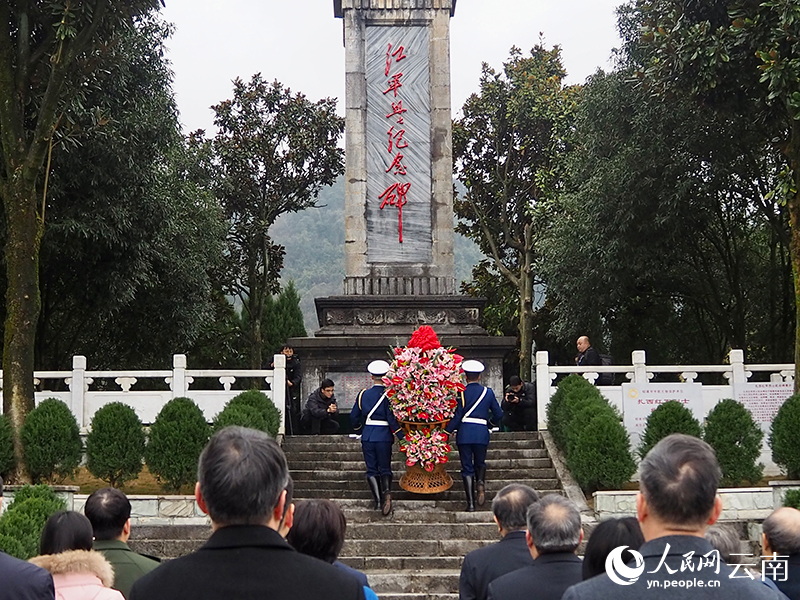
[21,398,82,483]
[546,374,636,493]
[86,402,146,487]
[0,484,65,559]
[703,399,763,486]
[638,401,702,459]
[227,390,281,437]
[0,414,15,478]
[145,397,210,492]
[770,393,800,479]
[784,489,800,510]
[213,403,269,433]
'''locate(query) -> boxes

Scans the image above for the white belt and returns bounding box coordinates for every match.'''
[462,417,487,425]
[461,387,489,427]
[365,392,389,427]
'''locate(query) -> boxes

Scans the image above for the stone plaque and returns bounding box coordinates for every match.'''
[365,25,432,263]
[327,371,376,410]
[621,383,705,449]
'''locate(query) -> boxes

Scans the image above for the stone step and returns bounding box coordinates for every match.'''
[339,539,492,558]
[347,522,498,540]
[282,432,540,444]
[282,438,544,451]
[293,489,563,502]
[340,556,464,571]
[287,448,548,461]
[292,479,562,495]
[289,468,557,481]
[380,594,457,600]
[340,508,497,523]
[288,457,553,470]
[367,570,460,595]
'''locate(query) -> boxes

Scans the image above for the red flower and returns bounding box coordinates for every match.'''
[424,463,434,472]
[441,456,448,463]
[407,326,442,350]
[444,445,451,453]
[407,459,414,466]
[418,412,429,420]
[452,353,463,363]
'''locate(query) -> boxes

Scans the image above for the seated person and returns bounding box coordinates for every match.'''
[501,376,537,431]
[301,379,340,435]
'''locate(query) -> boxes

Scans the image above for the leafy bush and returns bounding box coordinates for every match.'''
[21,398,82,483]
[638,401,702,459]
[703,399,763,487]
[784,489,800,510]
[546,375,597,451]
[770,393,800,479]
[0,484,65,559]
[227,390,281,437]
[145,397,210,492]
[213,403,269,433]
[569,411,637,493]
[0,414,15,478]
[86,402,146,487]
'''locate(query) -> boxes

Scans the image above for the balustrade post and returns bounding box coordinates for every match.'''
[632,350,647,384]
[172,355,187,398]
[535,351,550,430]
[70,356,87,427]
[729,349,747,384]
[272,354,286,436]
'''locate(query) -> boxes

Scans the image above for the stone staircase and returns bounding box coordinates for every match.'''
[283,431,562,600]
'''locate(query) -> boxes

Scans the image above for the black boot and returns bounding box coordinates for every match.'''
[380,475,393,516]
[367,476,381,511]
[462,476,476,512]
[475,466,486,507]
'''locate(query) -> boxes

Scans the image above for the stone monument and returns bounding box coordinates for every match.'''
[291,0,515,416]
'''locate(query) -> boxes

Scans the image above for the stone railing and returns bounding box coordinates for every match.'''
[0,355,287,434]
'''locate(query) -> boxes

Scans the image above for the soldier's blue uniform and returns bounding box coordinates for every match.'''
[446,376,502,511]
[350,373,404,515]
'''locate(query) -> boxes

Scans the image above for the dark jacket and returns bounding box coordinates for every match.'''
[768,553,800,600]
[350,385,404,443]
[501,381,537,416]
[334,560,369,588]
[286,355,302,389]
[459,530,533,600]
[129,525,364,600]
[93,539,159,599]
[577,347,601,367]
[563,535,785,600]
[487,552,583,600]
[0,550,55,600]
[446,382,503,446]
[304,388,338,421]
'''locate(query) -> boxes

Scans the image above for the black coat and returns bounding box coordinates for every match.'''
[563,536,785,600]
[129,525,364,600]
[501,381,537,417]
[577,347,601,367]
[286,355,302,389]
[487,552,583,600]
[305,388,338,420]
[0,550,54,600]
[769,554,800,600]
[459,530,534,600]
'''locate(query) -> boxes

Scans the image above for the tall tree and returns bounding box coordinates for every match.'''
[629,0,800,384]
[210,74,344,369]
[453,45,580,377]
[0,0,161,477]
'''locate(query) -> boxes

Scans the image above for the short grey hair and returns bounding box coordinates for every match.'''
[705,525,742,563]
[527,494,581,554]
[763,507,800,555]
[198,426,289,526]
[491,484,540,532]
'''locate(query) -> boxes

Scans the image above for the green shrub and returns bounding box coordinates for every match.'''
[21,398,82,483]
[784,489,800,510]
[770,393,800,479]
[228,389,281,437]
[213,403,269,433]
[704,399,764,487]
[638,401,702,459]
[0,484,65,559]
[86,402,146,487]
[564,390,610,456]
[547,375,597,451]
[145,397,210,492]
[569,411,637,493]
[0,414,15,478]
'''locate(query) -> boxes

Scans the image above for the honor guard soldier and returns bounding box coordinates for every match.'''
[446,360,503,512]
[350,360,405,515]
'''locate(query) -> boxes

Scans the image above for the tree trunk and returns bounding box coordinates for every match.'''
[788,121,800,392]
[518,237,535,381]
[2,174,43,482]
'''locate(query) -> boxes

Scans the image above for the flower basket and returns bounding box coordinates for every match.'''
[384,326,464,495]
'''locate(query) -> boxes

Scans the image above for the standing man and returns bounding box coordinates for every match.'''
[272,343,302,435]
[0,477,55,600]
[576,336,601,367]
[129,427,364,600]
[350,360,405,515]
[84,488,160,599]
[487,495,584,600]
[301,379,340,435]
[459,484,540,600]
[446,360,503,512]
[501,376,537,431]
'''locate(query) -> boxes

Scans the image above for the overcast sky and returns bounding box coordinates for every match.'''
[160,1,624,135]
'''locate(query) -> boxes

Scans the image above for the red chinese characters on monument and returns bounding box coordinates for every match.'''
[380,42,410,243]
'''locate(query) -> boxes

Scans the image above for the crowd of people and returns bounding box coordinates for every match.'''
[0,428,798,600]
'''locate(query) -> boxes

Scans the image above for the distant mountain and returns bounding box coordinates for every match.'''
[270,178,484,334]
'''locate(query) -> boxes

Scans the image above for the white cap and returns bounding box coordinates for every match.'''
[368,360,391,376]
[462,360,485,373]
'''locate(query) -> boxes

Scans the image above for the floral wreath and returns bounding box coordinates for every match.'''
[382,326,464,471]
